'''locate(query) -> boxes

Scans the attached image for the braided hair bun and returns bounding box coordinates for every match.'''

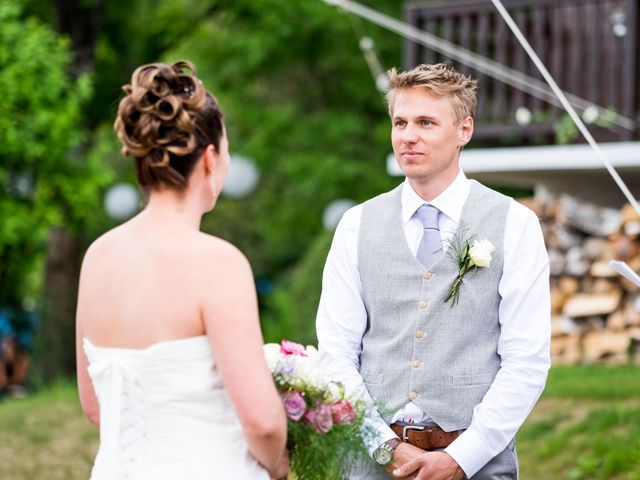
[114,61,224,191]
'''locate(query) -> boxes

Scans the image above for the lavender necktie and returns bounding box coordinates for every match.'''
[415,204,443,269]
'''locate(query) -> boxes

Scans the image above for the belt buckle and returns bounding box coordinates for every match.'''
[402,424,426,442]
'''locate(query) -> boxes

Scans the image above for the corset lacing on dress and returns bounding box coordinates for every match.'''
[86,341,146,480]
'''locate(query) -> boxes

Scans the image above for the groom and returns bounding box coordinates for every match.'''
[316,63,550,480]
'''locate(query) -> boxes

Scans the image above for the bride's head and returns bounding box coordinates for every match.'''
[114,61,228,209]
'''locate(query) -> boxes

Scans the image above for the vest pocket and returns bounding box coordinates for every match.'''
[362,371,384,385]
[452,373,493,386]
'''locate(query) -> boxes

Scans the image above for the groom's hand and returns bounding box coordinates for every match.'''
[391,449,465,480]
[383,442,424,479]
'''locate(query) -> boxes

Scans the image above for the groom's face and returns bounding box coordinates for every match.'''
[390,87,473,184]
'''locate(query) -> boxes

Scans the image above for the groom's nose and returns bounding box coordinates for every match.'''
[401,123,419,143]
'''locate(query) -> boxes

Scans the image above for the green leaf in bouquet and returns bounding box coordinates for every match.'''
[287,404,376,480]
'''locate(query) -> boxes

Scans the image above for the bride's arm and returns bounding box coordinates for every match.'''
[201,239,287,477]
[76,257,100,426]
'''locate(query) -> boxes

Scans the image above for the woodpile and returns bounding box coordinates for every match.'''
[519,195,640,365]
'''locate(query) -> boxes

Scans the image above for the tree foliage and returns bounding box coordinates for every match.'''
[0,0,112,309]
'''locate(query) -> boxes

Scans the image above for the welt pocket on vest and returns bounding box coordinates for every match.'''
[362,371,384,385]
[452,373,493,386]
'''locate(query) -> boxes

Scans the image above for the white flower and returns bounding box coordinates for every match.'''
[294,354,326,389]
[303,345,320,361]
[263,343,283,371]
[468,239,495,268]
[326,381,344,403]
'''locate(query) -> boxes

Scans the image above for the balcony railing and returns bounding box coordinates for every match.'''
[404,0,639,144]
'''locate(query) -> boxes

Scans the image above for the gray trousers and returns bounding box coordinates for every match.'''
[350,440,518,480]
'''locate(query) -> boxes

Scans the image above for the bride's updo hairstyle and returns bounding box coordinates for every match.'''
[114,61,224,191]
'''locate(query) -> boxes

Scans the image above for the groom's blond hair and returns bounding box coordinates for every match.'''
[385,63,478,124]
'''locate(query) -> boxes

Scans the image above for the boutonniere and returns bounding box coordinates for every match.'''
[445,229,495,307]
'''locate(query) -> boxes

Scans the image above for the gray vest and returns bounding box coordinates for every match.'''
[358,180,510,432]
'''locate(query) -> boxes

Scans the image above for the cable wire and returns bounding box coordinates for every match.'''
[323,0,635,131]
[491,0,639,214]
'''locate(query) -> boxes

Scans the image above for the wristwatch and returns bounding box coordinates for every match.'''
[373,437,402,466]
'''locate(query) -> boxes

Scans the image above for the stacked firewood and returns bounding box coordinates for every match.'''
[519,194,640,365]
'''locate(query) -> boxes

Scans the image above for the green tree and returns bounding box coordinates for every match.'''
[0,0,112,376]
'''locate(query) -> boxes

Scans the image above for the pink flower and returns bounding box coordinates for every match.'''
[330,400,356,424]
[304,404,333,434]
[283,391,306,421]
[280,339,307,356]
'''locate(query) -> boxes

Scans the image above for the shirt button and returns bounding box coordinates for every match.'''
[419,301,428,309]
[415,330,425,338]
[411,360,421,368]
[423,271,432,280]
[409,391,419,400]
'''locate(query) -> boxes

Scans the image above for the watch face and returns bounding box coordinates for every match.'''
[373,446,392,465]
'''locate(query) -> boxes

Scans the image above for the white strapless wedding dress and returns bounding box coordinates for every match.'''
[83,335,269,480]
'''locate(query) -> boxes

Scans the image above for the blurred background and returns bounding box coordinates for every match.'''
[0,0,639,478]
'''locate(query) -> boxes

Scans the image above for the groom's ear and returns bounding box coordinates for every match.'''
[457,116,474,147]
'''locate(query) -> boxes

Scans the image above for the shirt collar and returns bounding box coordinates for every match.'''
[401,170,470,224]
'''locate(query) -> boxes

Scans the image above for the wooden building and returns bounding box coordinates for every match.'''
[400,0,640,206]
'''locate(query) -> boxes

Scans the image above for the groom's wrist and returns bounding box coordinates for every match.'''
[373,437,401,465]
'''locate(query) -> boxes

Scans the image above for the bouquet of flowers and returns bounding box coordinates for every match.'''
[264,339,372,480]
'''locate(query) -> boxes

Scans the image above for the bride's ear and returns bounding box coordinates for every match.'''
[203,144,216,176]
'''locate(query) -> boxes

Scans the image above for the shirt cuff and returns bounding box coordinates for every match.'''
[364,413,399,458]
[444,428,495,478]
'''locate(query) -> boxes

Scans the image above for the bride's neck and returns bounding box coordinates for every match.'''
[140,189,203,230]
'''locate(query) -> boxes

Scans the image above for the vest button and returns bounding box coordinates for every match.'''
[409,391,419,400]
[411,360,421,368]
[419,301,428,309]
[423,271,432,280]
[415,330,425,338]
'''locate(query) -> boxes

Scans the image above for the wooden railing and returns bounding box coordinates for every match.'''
[404,0,639,144]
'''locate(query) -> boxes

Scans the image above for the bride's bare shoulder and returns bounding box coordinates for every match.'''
[81,224,126,262]
[190,231,251,271]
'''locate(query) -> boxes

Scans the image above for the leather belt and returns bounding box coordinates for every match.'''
[390,423,461,451]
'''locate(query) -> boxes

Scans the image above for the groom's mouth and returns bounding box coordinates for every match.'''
[401,151,424,160]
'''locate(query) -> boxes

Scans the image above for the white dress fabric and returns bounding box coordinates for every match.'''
[83,335,269,480]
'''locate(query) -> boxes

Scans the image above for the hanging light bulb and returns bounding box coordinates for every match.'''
[515,107,532,126]
[322,199,357,230]
[221,154,261,199]
[610,7,627,37]
[104,183,139,220]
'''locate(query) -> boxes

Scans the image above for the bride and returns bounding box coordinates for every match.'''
[75,61,288,479]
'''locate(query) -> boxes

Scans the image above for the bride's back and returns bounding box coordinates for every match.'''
[78,217,221,348]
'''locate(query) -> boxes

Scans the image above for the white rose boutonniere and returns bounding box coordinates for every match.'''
[468,239,495,267]
[445,232,495,307]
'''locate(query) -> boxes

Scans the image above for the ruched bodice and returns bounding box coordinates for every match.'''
[83,336,269,480]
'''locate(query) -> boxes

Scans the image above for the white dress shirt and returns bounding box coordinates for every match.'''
[316,170,551,477]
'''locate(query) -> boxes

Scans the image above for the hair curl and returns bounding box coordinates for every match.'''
[114,60,224,191]
[385,63,478,124]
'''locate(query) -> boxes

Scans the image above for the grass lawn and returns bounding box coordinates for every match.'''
[0,380,98,480]
[518,365,640,480]
[1,366,639,479]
